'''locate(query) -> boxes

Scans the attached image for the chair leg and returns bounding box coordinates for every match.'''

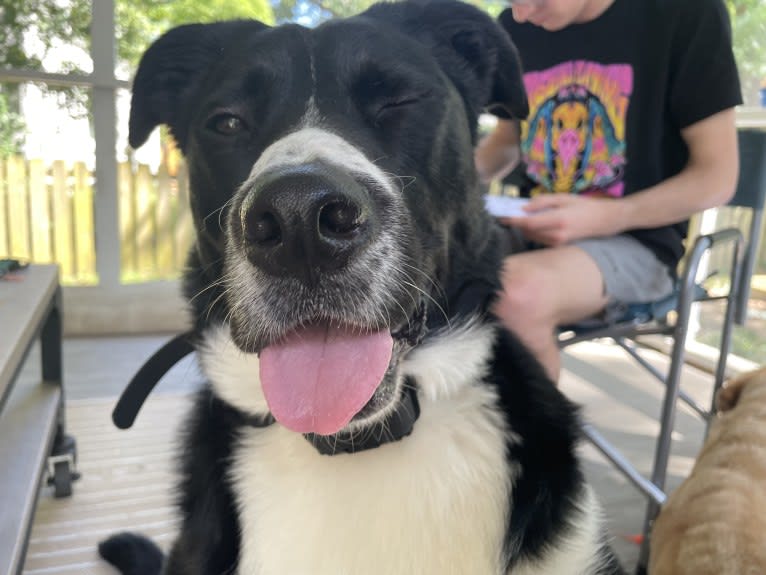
[705,253,743,438]
[636,307,693,570]
[706,304,736,439]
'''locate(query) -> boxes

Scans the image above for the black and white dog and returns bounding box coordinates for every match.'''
[100,1,623,573]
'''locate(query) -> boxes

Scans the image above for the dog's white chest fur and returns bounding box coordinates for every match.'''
[220,323,514,575]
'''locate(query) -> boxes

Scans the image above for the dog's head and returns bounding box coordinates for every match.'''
[716,366,766,413]
[129,0,527,438]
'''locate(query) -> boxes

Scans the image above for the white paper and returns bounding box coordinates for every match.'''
[483,195,529,218]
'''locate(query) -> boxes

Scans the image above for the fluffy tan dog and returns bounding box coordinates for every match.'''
[649,366,766,575]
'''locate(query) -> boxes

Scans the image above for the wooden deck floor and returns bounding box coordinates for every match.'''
[17,334,743,573]
[22,394,190,575]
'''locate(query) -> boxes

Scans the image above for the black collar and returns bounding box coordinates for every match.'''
[242,381,421,456]
[304,380,420,455]
[113,332,421,456]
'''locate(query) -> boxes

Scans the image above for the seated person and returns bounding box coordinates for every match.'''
[475,0,742,381]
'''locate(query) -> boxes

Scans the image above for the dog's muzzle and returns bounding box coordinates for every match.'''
[239,163,377,287]
[225,159,427,449]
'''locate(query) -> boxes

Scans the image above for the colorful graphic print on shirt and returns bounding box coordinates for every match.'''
[521,61,632,197]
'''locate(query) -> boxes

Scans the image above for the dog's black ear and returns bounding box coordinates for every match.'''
[364,0,528,120]
[129,21,269,149]
[425,2,529,120]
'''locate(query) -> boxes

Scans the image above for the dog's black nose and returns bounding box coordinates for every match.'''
[240,164,375,284]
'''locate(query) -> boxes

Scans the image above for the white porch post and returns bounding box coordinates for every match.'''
[91,0,121,289]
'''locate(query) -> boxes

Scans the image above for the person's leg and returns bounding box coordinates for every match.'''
[492,244,608,381]
[493,235,675,382]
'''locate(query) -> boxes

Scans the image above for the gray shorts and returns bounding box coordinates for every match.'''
[573,234,675,320]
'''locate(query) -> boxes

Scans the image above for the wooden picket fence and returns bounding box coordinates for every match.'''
[0,155,193,285]
[2,157,763,288]
[117,159,194,283]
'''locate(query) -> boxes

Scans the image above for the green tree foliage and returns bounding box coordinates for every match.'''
[0,0,91,71]
[0,91,24,156]
[1,1,91,148]
[272,0,505,21]
[118,0,274,72]
[0,0,274,149]
[726,0,766,106]
[0,0,274,73]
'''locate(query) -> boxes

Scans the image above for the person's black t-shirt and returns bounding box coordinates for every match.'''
[497,0,742,269]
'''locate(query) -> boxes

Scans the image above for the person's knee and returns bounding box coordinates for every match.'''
[493,259,554,330]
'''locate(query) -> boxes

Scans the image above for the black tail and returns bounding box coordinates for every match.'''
[98,532,164,575]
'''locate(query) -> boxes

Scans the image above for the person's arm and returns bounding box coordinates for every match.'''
[505,108,739,246]
[474,118,521,184]
[617,108,739,229]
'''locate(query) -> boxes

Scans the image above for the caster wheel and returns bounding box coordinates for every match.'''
[52,460,73,498]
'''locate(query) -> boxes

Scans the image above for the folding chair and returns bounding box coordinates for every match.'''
[558,128,766,574]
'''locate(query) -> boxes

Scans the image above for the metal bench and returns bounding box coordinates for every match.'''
[0,264,78,575]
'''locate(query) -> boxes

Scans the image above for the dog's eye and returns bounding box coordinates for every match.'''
[378,96,419,114]
[209,114,246,136]
[373,94,425,125]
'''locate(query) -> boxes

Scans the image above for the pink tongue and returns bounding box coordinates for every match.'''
[259,325,393,436]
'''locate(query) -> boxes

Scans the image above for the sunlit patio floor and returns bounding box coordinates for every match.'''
[17,335,746,574]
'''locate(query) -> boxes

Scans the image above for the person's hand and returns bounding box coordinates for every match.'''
[499,194,628,246]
